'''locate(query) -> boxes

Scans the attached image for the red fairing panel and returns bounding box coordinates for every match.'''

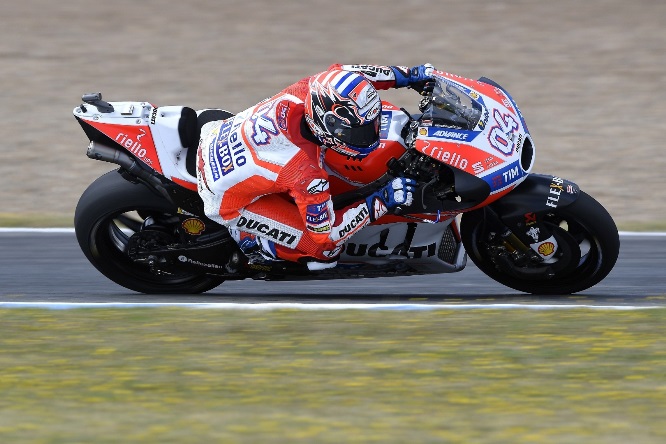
[87,120,163,174]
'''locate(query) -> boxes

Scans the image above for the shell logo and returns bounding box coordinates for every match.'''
[419,128,428,136]
[182,218,206,235]
[537,242,555,256]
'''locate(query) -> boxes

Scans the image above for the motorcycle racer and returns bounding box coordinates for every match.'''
[196,63,435,270]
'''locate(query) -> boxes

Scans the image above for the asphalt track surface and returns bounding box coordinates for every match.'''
[0,231,664,307]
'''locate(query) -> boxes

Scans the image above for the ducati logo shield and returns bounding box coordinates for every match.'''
[371,197,387,221]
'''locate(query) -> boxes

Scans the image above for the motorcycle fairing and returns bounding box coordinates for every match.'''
[487,173,580,246]
[75,102,203,189]
[415,132,504,177]
[75,102,164,173]
[477,76,530,134]
[490,173,580,217]
[148,105,200,185]
[338,220,467,273]
[414,72,535,208]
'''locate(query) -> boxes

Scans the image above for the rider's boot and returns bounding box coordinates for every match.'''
[228,229,281,266]
[229,229,339,272]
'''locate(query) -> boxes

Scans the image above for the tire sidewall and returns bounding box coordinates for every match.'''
[74,170,225,294]
[461,191,620,294]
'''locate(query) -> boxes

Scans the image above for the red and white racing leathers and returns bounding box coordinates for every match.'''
[196,64,406,266]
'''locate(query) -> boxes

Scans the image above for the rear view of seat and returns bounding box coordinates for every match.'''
[178,108,235,177]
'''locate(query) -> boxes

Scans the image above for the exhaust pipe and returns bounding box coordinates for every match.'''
[87,141,174,202]
[87,141,146,176]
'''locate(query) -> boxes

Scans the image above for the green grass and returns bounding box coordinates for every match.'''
[1,308,665,443]
[615,220,666,232]
[0,213,74,228]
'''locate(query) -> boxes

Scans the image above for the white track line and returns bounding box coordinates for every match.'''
[0,302,660,310]
[1,229,663,311]
[0,228,76,233]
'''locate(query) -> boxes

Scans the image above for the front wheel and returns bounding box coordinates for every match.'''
[75,170,226,294]
[461,191,619,294]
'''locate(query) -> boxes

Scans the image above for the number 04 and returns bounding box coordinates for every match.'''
[488,109,519,155]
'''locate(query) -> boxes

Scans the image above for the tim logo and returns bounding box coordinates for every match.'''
[306,201,330,228]
[379,112,390,139]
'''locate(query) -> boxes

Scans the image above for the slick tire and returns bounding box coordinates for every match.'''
[461,191,620,295]
[75,170,225,294]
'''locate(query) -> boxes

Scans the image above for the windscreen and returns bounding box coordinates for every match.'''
[424,79,482,130]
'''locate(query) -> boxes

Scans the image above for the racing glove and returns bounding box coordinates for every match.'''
[365,177,417,221]
[391,63,436,94]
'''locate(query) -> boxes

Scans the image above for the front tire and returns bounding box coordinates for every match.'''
[74,170,226,294]
[461,191,619,294]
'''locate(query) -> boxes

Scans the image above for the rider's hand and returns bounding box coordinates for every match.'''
[366,178,417,221]
[409,63,435,83]
[392,63,436,95]
[408,63,436,95]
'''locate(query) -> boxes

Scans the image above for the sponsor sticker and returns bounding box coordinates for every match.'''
[306,201,331,231]
[524,212,537,225]
[337,205,370,238]
[545,176,565,208]
[537,242,555,256]
[307,179,329,195]
[416,140,502,175]
[485,162,524,190]
[379,112,391,139]
[429,128,473,141]
[526,226,540,242]
[181,218,206,235]
[211,120,234,180]
[531,236,558,261]
[235,212,303,247]
[371,197,387,221]
[276,101,289,131]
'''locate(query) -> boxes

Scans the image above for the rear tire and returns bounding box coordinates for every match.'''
[461,191,619,294]
[74,170,226,294]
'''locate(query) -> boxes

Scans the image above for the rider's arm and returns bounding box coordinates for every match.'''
[277,151,372,250]
[278,152,416,250]
[328,63,434,91]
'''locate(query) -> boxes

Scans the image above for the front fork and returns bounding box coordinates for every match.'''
[482,173,581,264]
[478,206,552,267]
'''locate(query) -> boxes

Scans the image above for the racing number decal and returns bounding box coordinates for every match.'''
[488,109,519,155]
[251,102,279,145]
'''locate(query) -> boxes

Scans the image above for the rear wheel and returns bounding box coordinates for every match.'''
[461,191,619,294]
[74,170,226,294]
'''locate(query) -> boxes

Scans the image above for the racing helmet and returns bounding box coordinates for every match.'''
[304,69,382,158]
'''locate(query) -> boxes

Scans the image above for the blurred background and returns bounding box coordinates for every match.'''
[1,0,664,228]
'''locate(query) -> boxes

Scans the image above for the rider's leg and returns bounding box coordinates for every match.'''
[231,194,338,268]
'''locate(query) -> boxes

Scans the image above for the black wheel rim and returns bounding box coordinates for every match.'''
[92,209,211,286]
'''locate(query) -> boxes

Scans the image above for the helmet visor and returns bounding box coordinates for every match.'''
[325,114,380,148]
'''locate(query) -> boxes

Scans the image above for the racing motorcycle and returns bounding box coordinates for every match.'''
[72,71,619,294]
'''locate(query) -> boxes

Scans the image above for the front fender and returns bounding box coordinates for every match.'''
[489,173,580,227]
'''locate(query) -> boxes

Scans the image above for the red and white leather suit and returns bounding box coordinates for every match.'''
[196,64,404,266]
